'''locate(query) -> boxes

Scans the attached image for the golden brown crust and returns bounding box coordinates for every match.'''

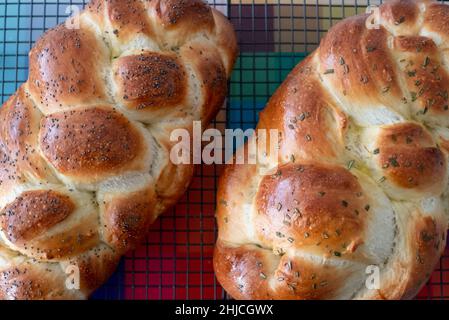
[215,0,449,300]
[150,0,214,30]
[258,58,347,163]
[272,254,344,300]
[28,25,108,113]
[376,123,446,191]
[214,240,355,300]
[0,187,99,261]
[27,223,99,261]
[215,147,259,244]
[212,9,239,76]
[394,35,437,53]
[0,0,238,299]
[180,42,227,123]
[380,0,421,31]
[412,216,444,277]
[103,186,157,253]
[0,190,74,243]
[155,161,194,213]
[0,145,21,201]
[146,121,195,213]
[106,0,153,39]
[0,86,55,183]
[319,16,403,105]
[424,2,449,42]
[62,244,120,295]
[39,106,144,178]
[0,263,78,300]
[393,36,449,120]
[255,163,366,257]
[114,52,186,110]
[361,211,446,300]
[213,241,274,300]
[0,244,120,300]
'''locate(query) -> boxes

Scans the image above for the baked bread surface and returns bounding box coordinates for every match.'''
[0,0,237,299]
[214,0,449,299]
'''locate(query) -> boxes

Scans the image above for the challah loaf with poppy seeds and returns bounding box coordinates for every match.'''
[214,0,448,299]
[0,0,237,299]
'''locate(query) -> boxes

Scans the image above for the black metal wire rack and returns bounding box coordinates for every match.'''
[0,0,448,300]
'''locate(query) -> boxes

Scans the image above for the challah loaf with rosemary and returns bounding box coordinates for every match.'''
[214,0,448,299]
[0,0,237,299]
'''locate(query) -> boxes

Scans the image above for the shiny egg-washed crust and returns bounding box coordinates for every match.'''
[214,0,449,300]
[0,0,237,299]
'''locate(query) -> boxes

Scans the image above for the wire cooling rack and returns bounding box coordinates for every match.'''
[0,0,448,300]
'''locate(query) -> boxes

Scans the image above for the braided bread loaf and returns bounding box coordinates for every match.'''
[214,0,449,300]
[0,0,237,299]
